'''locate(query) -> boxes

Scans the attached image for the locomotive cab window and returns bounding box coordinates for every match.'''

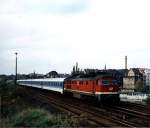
[112,80,118,85]
[102,80,109,85]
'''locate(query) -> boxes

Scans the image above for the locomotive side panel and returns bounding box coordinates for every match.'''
[64,79,95,95]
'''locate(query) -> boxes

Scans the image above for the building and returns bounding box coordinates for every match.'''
[123,68,144,90]
[144,69,150,86]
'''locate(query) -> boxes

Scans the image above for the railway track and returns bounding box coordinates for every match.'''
[36,93,136,127]
[61,95,150,127]
[21,86,150,127]
[119,101,150,114]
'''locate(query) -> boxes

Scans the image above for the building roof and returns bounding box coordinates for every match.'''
[129,68,143,76]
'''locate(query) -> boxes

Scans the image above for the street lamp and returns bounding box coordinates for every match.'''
[15,52,18,85]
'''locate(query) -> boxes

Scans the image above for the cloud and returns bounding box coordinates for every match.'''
[0,0,150,74]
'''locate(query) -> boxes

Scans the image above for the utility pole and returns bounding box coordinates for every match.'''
[15,52,18,85]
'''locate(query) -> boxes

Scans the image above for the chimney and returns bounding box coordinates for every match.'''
[104,64,106,70]
[125,56,127,69]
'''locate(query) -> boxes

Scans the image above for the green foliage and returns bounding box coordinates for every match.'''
[135,85,150,93]
[135,80,143,91]
[13,109,52,127]
[135,80,150,93]
[13,109,78,127]
[1,80,28,118]
[144,96,150,104]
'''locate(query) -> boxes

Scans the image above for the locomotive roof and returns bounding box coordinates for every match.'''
[65,72,112,81]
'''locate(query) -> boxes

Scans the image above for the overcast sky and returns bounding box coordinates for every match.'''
[0,0,150,75]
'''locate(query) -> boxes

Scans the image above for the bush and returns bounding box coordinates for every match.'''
[13,109,52,127]
[13,109,78,127]
[145,97,150,105]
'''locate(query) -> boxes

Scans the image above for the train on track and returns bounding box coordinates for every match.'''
[17,71,120,103]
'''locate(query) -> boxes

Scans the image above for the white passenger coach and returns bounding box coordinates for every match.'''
[17,78,65,94]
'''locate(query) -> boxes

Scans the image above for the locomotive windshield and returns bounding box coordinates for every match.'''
[102,80,109,85]
[102,80,118,85]
[112,80,118,85]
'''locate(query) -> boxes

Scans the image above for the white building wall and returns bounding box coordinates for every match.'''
[128,70,135,76]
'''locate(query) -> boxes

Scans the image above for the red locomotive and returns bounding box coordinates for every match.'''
[64,72,120,102]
